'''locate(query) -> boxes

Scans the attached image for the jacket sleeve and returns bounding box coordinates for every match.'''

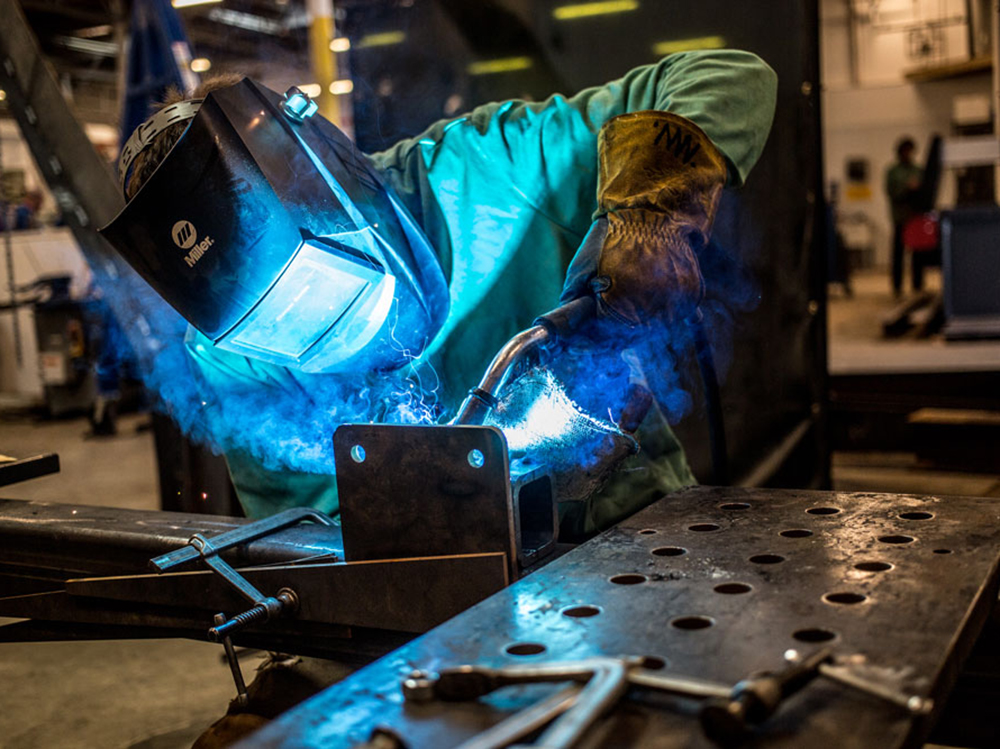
[371,50,778,238]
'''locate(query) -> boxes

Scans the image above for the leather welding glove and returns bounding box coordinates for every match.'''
[561,110,728,326]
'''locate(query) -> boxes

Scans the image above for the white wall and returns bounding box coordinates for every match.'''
[821,0,993,268]
[0,120,103,400]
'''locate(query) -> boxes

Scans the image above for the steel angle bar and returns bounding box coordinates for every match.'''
[66,552,510,632]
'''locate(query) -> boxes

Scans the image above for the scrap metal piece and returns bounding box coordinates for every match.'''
[0,453,60,488]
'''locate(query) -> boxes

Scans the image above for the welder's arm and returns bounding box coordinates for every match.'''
[374,50,777,239]
[546,52,777,324]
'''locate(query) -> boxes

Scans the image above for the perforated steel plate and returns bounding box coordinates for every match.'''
[239,488,1000,749]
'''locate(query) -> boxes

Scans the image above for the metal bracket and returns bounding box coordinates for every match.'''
[334,424,557,580]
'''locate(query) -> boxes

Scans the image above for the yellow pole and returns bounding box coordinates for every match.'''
[306,0,338,123]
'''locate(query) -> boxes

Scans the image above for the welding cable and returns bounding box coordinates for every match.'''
[691,312,729,486]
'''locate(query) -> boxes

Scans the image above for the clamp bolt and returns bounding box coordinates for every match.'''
[282,86,318,123]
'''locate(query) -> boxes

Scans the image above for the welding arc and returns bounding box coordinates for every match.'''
[692,317,728,485]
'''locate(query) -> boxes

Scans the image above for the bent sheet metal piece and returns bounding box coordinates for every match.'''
[238,487,1000,748]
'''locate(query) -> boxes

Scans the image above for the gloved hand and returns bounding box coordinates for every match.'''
[561,110,728,326]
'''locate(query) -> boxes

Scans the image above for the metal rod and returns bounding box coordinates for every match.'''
[818,663,933,714]
[453,325,551,425]
[456,685,580,749]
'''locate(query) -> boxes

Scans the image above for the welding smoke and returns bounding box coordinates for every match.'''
[97,199,755,477]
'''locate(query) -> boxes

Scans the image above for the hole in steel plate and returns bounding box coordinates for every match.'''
[750,554,785,565]
[350,444,366,463]
[933,548,953,555]
[807,507,841,516]
[467,449,485,468]
[823,592,867,605]
[714,583,752,595]
[652,546,687,557]
[780,529,813,538]
[640,656,667,670]
[793,628,837,643]
[561,605,601,618]
[854,561,893,572]
[689,523,720,532]
[879,534,915,545]
[720,502,751,510]
[505,642,546,656]
[899,511,934,520]
[609,573,647,585]
[638,528,658,535]
[671,616,714,630]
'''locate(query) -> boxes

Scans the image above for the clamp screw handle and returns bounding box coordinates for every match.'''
[208,588,299,642]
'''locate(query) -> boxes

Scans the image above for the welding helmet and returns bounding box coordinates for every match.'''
[100,78,448,373]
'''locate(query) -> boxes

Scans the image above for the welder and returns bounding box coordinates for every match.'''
[102,50,777,536]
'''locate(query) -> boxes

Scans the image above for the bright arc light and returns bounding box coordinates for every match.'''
[652,35,727,56]
[172,0,222,8]
[0,90,6,102]
[329,37,351,52]
[329,79,354,95]
[553,1,639,20]
[297,83,322,98]
[467,56,533,75]
[357,31,405,48]
[190,57,211,73]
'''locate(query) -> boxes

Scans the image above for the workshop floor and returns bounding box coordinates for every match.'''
[0,412,256,749]
[827,266,1000,498]
[828,267,1000,375]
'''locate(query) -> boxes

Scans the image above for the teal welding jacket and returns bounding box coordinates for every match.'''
[186,50,778,530]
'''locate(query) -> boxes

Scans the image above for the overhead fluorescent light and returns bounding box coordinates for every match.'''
[190,57,212,73]
[652,35,726,55]
[553,1,639,20]
[54,35,117,58]
[173,0,223,8]
[207,8,283,35]
[298,83,322,98]
[329,79,354,95]
[468,56,533,75]
[329,37,351,52]
[357,31,405,48]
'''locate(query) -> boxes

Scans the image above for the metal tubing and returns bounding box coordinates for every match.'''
[453,326,551,425]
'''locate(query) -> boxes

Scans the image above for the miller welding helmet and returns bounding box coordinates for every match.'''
[100,78,449,373]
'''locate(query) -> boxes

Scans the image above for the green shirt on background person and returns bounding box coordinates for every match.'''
[185,50,778,534]
[886,160,923,224]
